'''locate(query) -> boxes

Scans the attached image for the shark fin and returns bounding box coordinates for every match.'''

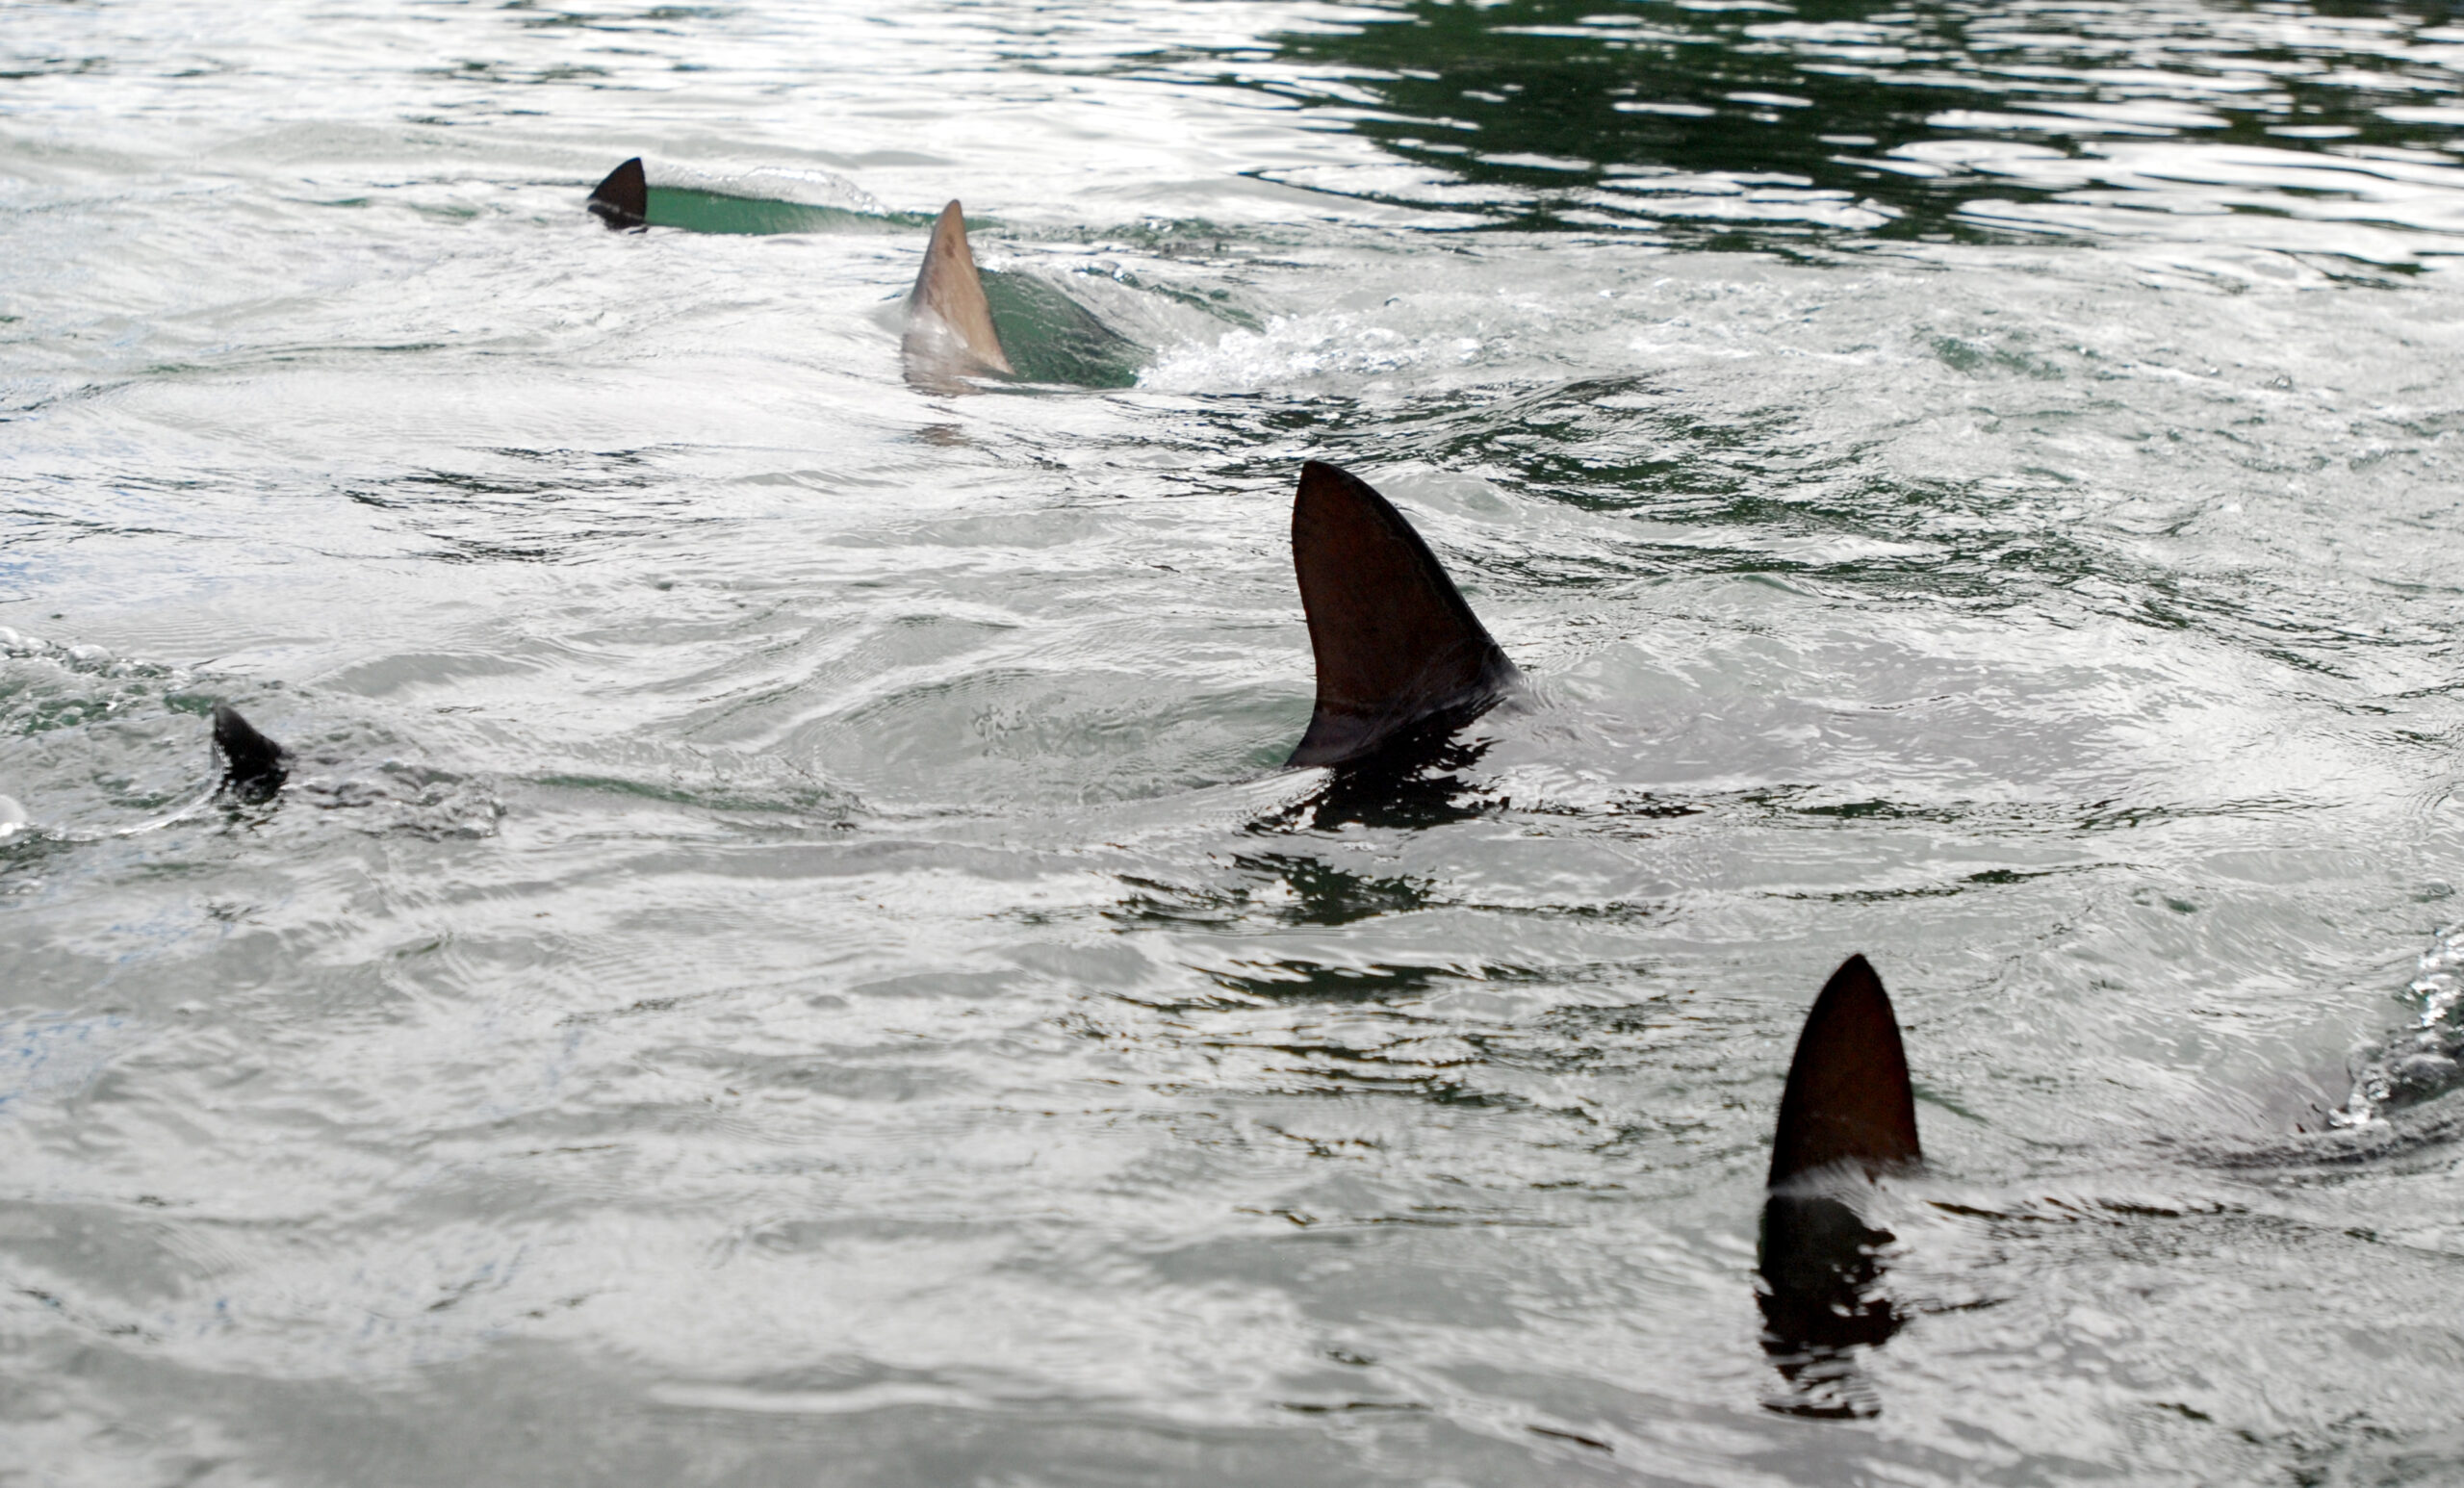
[588,158,648,230]
[1288,461,1522,768]
[1769,954,1922,1186]
[903,201,1014,379]
[213,704,289,801]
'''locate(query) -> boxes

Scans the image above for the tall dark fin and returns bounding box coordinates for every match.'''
[1288,461,1522,768]
[902,201,1014,379]
[1769,954,1922,1186]
[588,157,648,230]
[212,704,289,802]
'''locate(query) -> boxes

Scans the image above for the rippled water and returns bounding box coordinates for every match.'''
[9,0,2464,1482]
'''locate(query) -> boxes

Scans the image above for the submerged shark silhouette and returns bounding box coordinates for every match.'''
[1758,954,1922,1417]
[585,162,1008,378]
[1285,461,1523,769]
[583,162,1139,384]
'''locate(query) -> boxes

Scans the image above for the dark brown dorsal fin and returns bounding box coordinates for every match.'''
[1769,954,1922,1185]
[902,200,1014,378]
[588,158,648,230]
[1288,461,1521,768]
[212,704,288,802]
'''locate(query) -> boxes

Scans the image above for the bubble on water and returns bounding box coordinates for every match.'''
[1141,312,1444,392]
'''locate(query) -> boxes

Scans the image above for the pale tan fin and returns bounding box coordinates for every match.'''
[902,200,1014,378]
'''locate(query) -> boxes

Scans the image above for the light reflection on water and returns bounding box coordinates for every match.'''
[4,0,2464,1483]
[1197,0,2464,264]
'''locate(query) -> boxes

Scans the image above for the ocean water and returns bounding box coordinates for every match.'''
[7,0,2464,1482]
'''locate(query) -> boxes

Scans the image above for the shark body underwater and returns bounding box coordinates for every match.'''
[893,191,1149,390]
[587,157,1133,388]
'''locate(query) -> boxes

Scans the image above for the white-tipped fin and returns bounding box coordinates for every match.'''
[902,200,1014,380]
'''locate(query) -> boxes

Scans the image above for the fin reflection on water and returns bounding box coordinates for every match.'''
[1758,1193,1902,1419]
[1261,731,1500,834]
[1758,955,1923,1417]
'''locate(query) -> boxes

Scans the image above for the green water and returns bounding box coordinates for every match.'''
[980,270,1144,387]
[643,185,924,236]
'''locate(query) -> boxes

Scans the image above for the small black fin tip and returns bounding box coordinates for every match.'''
[588,157,648,230]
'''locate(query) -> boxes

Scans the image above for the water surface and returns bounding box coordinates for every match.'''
[7,0,2464,1482]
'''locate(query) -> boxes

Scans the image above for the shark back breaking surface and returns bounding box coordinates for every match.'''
[1768,953,1923,1185]
[1287,461,1522,769]
[903,200,1014,382]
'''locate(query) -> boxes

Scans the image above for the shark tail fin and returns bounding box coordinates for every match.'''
[903,201,1014,378]
[588,157,648,230]
[212,704,289,801]
[1287,461,1521,768]
[1770,954,1922,1186]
